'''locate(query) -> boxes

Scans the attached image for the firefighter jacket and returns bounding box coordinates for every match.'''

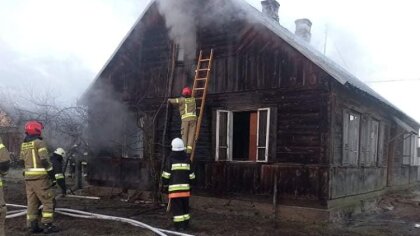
[161,151,195,199]
[168,97,197,121]
[20,135,54,180]
[0,137,11,187]
[50,153,66,193]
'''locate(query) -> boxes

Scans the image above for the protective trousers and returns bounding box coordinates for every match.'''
[25,178,54,224]
[0,186,6,236]
[181,120,196,153]
[171,197,190,229]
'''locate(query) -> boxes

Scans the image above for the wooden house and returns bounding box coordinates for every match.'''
[82,0,420,219]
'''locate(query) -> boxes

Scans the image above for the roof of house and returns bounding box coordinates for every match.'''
[237,1,419,125]
[83,0,418,126]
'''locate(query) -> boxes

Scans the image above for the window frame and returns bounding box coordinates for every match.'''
[404,133,419,166]
[215,110,233,161]
[256,108,271,163]
[342,109,361,166]
[367,118,380,166]
[215,108,271,163]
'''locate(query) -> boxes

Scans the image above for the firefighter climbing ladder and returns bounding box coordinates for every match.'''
[190,49,214,161]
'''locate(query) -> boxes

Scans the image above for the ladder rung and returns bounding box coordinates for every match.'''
[195,78,207,81]
[200,59,211,62]
[196,68,210,71]
[194,88,205,90]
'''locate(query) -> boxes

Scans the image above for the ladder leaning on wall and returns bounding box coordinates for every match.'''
[190,49,214,161]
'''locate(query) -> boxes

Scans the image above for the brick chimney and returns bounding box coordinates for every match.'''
[295,18,312,43]
[261,0,280,22]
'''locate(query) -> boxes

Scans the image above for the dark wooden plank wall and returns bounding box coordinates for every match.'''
[330,82,391,199]
[121,17,334,202]
[387,125,420,186]
[192,162,329,204]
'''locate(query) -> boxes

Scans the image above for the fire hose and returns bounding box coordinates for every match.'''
[5,204,194,236]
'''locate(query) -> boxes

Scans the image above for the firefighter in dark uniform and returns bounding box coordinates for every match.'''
[168,87,197,154]
[0,137,11,236]
[20,121,59,234]
[51,148,67,195]
[162,138,195,230]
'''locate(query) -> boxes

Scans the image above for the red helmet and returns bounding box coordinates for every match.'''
[182,87,192,97]
[25,121,44,136]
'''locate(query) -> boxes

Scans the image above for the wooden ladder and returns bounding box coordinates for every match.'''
[190,49,214,161]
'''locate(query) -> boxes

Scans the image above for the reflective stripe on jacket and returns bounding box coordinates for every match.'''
[20,138,52,179]
[161,151,195,199]
[168,97,197,121]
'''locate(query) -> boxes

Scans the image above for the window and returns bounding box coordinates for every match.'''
[367,119,379,165]
[215,108,271,162]
[403,133,419,166]
[216,110,232,161]
[122,112,144,159]
[342,110,360,165]
[257,108,270,162]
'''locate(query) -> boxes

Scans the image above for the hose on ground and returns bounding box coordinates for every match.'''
[5,204,194,236]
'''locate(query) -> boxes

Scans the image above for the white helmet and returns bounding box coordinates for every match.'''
[171,138,185,151]
[54,147,66,157]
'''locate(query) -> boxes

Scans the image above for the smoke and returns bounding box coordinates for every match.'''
[85,81,143,158]
[156,0,198,62]
[156,0,246,62]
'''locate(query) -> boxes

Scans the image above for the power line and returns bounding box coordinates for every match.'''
[365,79,420,83]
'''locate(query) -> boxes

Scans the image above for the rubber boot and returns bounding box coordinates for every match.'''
[43,223,59,234]
[29,221,43,234]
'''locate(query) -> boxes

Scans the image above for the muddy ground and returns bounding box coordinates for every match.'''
[3,170,420,236]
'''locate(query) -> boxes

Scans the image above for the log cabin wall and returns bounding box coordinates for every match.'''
[387,125,420,187]
[147,18,333,205]
[330,80,419,199]
[330,81,389,199]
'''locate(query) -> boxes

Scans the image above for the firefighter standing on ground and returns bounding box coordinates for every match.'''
[20,121,58,234]
[50,148,67,195]
[168,87,197,154]
[0,138,11,236]
[161,138,195,230]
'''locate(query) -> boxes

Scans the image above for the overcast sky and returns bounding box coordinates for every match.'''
[0,0,419,121]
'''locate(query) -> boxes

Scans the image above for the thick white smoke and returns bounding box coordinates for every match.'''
[156,0,198,62]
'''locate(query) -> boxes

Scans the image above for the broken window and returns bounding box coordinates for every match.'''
[216,108,271,162]
[342,110,360,166]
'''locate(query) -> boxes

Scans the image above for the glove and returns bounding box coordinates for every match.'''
[51,180,57,187]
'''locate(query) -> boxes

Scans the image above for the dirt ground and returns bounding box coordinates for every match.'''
[3,170,420,236]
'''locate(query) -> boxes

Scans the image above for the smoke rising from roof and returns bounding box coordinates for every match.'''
[156,0,247,62]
